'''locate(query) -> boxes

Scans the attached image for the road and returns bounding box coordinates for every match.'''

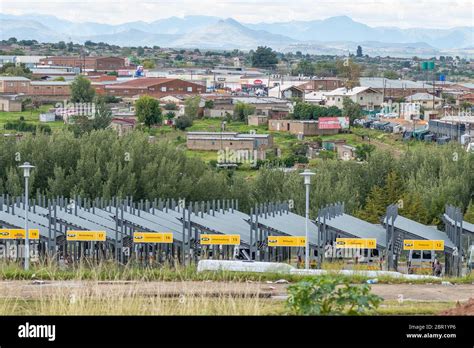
[0,280,472,302]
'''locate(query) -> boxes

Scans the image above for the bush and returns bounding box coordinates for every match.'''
[287,276,382,315]
[175,115,193,130]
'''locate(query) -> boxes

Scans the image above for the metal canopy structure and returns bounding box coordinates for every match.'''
[384,204,460,275]
[383,215,455,251]
[247,202,318,264]
[316,203,387,267]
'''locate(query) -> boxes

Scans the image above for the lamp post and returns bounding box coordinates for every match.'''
[19,162,35,271]
[300,169,315,269]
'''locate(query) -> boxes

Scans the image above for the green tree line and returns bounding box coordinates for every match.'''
[0,131,472,225]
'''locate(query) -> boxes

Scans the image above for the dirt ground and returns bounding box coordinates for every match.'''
[441,298,474,315]
[0,280,473,302]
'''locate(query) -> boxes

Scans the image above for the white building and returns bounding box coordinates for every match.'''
[324,87,383,110]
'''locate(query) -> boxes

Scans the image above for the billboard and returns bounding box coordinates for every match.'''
[318,117,349,130]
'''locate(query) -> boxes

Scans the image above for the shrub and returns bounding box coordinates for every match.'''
[287,276,382,315]
[175,115,193,130]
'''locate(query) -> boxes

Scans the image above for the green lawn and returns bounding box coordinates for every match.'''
[0,104,65,133]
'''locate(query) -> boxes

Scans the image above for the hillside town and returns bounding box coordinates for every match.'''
[0,41,473,166]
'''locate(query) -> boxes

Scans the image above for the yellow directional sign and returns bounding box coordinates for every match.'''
[200,234,240,245]
[403,240,444,251]
[133,232,173,244]
[66,231,106,242]
[335,238,377,249]
[0,229,39,240]
[268,236,306,247]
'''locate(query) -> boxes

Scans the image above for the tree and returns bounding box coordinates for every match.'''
[336,59,362,90]
[137,47,145,56]
[142,59,156,69]
[70,75,95,103]
[135,95,162,127]
[355,144,375,161]
[357,186,387,223]
[356,45,363,58]
[0,62,31,78]
[250,46,278,69]
[91,96,112,130]
[342,98,363,126]
[293,60,315,76]
[204,100,214,109]
[175,116,193,130]
[465,200,474,223]
[400,192,430,224]
[184,96,201,119]
[233,102,255,122]
[383,70,400,79]
[53,76,66,81]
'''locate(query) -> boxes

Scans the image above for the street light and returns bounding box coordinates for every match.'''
[300,169,315,269]
[19,162,35,271]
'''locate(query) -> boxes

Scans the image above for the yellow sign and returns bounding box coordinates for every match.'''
[200,234,240,245]
[66,231,106,242]
[0,229,39,240]
[133,232,173,244]
[403,240,444,251]
[268,236,306,247]
[335,238,377,249]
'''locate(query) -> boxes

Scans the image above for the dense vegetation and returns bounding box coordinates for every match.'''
[0,130,472,225]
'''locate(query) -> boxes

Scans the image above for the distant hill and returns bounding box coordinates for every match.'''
[0,14,472,56]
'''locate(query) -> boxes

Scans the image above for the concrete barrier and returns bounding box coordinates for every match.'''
[197,260,438,280]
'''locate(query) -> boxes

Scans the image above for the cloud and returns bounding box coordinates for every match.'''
[1,0,472,28]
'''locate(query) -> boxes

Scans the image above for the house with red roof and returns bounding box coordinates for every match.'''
[102,78,205,98]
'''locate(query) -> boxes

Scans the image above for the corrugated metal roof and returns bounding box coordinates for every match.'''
[324,213,387,248]
[256,211,319,246]
[384,215,455,250]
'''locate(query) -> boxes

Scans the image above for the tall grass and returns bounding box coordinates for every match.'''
[0,260,472,284]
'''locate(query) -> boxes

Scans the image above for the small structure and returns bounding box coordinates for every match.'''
[39,112,56,122]
[0,95,22,112]
[110,118,136,136]
[247,115,268,127]
[268,119,340,136]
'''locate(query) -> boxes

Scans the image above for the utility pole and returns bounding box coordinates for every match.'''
[300,169,315,269]
[19,162,35,271]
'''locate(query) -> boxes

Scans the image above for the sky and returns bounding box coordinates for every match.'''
[0,0,473,28]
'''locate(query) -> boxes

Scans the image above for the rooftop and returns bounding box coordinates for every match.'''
[0,76,30,81]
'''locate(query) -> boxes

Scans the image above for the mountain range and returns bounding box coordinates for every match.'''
[0,14,472,57]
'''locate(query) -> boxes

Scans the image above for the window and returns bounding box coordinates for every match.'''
[150,88,155,91]
[187,87,193,92]
[169,88,174,91]
[21,83,27,87]
[360,96,363,100]
[337,98,340,102]
[161,86,167,92]
[8,82,14,87]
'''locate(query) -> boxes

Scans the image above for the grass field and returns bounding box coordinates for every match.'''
[0,262,471,315]
[0,104,64,133]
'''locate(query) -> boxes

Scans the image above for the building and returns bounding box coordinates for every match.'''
[405,92,442,110]
[186,131,273,160]
[202,97,234,118]
[248,115,268,127]
[0,76,30,94]
[335,143,357,161]
[110,118,137,136]
[231,97,290,118]
[0,95,22,112]
[360,77,432,99]
[459,93,474,105]
[39,56,127,72]
[29,81,71,96]
[324,87,383,110]
[428,116,474,141]
[102,78,205,98]
[268,119,339,136]
[299,78,346,92]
